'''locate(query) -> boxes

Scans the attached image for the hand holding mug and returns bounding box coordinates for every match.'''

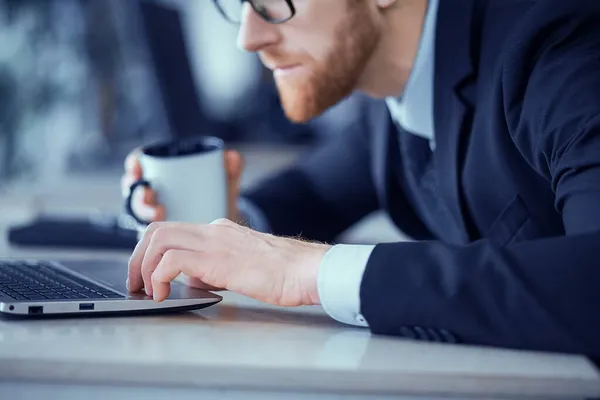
[121,137,244,225]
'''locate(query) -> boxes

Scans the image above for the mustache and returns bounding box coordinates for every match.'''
[259,51,305,69]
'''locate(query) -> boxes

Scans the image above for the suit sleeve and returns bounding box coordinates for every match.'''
[242,100,381,243]
[360,2,600,357]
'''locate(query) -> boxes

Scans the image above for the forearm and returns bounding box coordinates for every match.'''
[359,235,600,356]
[242,168,372,242]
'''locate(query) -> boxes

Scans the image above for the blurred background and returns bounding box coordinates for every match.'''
[0,0,404,254]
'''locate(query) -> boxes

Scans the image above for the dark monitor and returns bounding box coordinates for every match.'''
[68,0,221,172]
[137,0,209,139]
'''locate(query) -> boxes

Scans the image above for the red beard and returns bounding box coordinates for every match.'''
[263,6,380,123]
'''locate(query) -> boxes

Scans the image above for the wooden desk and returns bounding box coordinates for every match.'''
[0,180,599,399]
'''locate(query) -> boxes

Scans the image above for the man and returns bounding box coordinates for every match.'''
[123,0,600,357]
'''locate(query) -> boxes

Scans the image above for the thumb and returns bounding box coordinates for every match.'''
[225,150,243,185]
[124,148,143,180]
[224,150,244,221]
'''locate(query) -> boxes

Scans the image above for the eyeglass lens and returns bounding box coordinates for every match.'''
[215,0,292,23]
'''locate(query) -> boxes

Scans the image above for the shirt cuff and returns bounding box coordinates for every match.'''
[317,244,376,327]
[237,197,271,233]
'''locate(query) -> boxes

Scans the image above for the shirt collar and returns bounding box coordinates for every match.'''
[385,0,439,141]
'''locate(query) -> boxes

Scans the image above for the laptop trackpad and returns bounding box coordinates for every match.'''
[58,259,213,300]
[59,259,132,296]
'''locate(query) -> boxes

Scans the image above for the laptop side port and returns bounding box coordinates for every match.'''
[79,303,94,311]
[28,306,43,315]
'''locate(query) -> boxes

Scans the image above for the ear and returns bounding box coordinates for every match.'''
[375,0,396,8]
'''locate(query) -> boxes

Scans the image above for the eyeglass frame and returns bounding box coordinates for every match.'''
[212,0,296,25]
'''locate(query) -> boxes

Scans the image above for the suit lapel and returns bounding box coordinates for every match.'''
[372,0,486,242]
[433,0,482,242]
[372,101,436,240]
[372,100,395,211]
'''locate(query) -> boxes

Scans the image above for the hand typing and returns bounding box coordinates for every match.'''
[127,219,332,307]
[122,147,247,289]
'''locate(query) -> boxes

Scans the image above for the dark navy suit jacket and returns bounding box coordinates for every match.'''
[245,0,600,357]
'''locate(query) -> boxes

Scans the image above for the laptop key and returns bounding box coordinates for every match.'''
[27,295,49,301]
[3,289,20,298]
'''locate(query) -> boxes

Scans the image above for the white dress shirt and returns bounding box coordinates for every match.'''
[240,0,439,327]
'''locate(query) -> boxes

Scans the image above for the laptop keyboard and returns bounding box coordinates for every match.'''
[0,261,123,301]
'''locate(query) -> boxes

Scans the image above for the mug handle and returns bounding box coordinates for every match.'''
[125,179,155,226]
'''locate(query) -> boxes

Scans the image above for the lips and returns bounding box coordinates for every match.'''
[261,54,299,70]
[272,63,300,71]
[260,53,305,77]
[271,64,305,78]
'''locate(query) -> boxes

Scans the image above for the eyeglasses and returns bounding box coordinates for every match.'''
[212,0,296,25]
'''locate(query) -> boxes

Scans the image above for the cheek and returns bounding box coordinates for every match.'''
[282,31,334,68]
[283,2,350,61]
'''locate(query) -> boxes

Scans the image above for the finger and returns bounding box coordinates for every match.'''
[121,173,147,199]
[129,222,220,293]
[128,221,164,292]
[140,225,204,296]
[152,249,203,301]
[143,188,157,206]
[154,205,166,222]
[124,149,143,180]
[131,187,158,222]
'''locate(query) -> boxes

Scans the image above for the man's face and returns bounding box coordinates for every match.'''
[238,0,381,123]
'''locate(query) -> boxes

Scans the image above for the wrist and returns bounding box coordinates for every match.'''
[301,243,332,306]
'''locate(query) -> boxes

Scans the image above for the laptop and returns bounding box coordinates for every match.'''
[0,259,222,318]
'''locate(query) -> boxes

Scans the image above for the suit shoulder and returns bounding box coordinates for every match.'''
[486,0,600,12]
[502,0,600,37]
[492,0,600,103]
[478,0,599,72]
[492,0,600,172]
[497,0,600,94]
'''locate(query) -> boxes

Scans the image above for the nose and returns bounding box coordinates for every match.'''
[237,3,280,53]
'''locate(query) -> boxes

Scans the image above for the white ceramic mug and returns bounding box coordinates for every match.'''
[125,135,227,227]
